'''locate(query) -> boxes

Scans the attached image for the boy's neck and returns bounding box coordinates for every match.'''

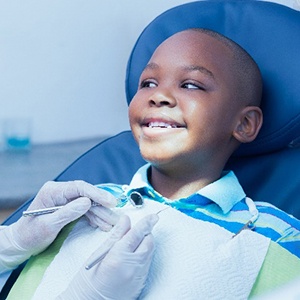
[149,165,221,200]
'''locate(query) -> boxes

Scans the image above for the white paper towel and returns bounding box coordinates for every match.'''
[33,201,270,299]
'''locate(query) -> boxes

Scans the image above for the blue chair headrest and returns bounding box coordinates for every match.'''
[125,0,300,156]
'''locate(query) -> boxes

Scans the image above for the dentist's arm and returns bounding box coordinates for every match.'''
[0,180,119,273]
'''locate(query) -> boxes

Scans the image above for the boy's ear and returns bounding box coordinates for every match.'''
[233,106,263,143]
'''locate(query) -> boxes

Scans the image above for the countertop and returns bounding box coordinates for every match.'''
[0,137,106,209]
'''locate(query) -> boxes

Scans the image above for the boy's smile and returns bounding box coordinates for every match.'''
[141,114,185,135]
[128,29,261,181]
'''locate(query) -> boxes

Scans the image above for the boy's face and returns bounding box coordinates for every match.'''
[129,31,245,171]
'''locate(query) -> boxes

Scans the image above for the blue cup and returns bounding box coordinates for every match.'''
[3,118,31,151]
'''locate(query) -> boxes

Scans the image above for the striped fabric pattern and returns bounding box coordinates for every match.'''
[96,164,300,259]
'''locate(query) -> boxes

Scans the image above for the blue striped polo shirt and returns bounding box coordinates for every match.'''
[97,164,300,259]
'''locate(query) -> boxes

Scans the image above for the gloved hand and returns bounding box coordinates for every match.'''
[0,180,119,273]
[58,214,159,300]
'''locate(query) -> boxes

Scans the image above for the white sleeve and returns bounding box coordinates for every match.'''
[0,224,30,274]
[0,226,14,291]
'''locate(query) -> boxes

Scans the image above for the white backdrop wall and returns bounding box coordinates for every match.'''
[0,0,297,145]
[0,0,194,145]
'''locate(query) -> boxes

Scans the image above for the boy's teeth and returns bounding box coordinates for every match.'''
[148,121,177,128]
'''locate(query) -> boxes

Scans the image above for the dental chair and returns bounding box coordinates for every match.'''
[1,0,300,296]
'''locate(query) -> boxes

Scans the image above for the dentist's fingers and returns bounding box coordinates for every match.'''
[29,181,117,210]
[85,215,132,268]
[48,197,92,227]
[58,215,158,300]
[61,181,117,208]
[85,206,120,230]
[113,214,159,253]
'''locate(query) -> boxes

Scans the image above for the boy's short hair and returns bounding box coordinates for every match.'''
[190,28,263,107]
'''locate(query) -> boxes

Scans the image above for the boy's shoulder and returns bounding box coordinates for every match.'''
[254,200,300,258]
[255,200,300,229]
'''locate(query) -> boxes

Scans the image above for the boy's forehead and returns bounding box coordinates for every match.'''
[143,30,241,98]
[163,30,205,45]
[149,30,232,65]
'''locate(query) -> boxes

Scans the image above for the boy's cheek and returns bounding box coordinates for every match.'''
[128,104,140,125]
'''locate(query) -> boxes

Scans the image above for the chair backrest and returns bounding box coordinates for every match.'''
[3,0,300,223]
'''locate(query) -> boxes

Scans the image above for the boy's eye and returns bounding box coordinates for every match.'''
[182,82,203,90]
[140,80,157,88]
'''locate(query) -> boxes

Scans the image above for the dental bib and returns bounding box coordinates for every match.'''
[32,201,270,299]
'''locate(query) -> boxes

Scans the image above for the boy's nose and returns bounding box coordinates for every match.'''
[148,90,176,107]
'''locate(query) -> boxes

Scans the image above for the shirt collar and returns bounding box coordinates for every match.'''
[128,163,150,190]
[127,163,246,214]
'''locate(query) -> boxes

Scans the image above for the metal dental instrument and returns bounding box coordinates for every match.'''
[22,192,144,217]
[22,206,65,217]
[22,201,99,217]
[85,245,112,270]
[128,191,144,208]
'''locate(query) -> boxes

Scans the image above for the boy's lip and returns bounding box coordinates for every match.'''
[141,116,185,129]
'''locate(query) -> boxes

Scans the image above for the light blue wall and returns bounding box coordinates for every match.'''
[0,0,192,144]
[0,0,296,145]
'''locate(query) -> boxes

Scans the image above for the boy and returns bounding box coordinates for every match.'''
[127,28,299,256]
[4,29,300,298]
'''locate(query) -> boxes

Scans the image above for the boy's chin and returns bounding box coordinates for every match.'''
[139,144,172,164]
[142,153,178,168]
